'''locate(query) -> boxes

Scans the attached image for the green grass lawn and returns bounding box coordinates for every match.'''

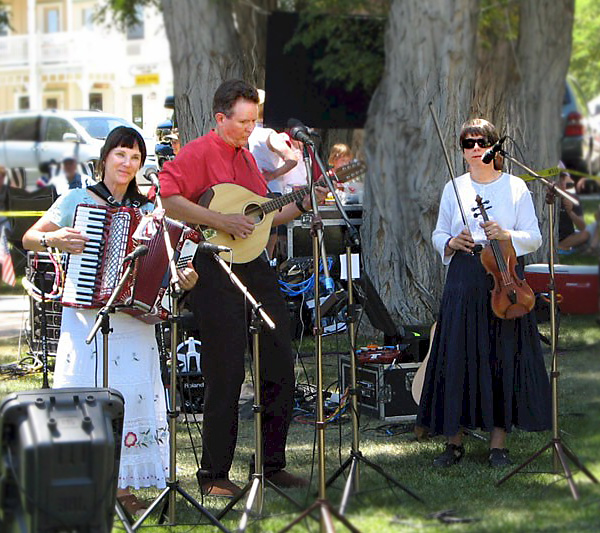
[0,311,599,532]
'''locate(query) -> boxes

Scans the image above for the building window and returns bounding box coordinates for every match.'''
[132,94,143,128]
[82,8,94,30]
[126,6,144,40]
[18,96,30,110]
[89,93,103,111]
[45,97,59,110]
[44,7,61,33]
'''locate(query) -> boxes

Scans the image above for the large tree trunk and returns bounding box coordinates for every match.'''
[362,0,480,325]
[363,0,574,327]
[161,0,274,143]
[473,0,575,264]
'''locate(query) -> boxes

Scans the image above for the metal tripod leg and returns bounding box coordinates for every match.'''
[325,247,423,516]
[495,178,599,501]
[217,310,303,531]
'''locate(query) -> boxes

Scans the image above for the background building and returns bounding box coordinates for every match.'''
[0,0,173,136]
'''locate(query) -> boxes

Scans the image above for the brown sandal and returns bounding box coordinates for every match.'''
[117,494,149,517]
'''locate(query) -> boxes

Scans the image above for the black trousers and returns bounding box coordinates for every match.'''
[190,253,294,479]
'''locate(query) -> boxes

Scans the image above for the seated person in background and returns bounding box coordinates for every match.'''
[49,156,95,197]
[586,204,600,255]
[328,143,354,171]
[165,129,181,157]
[557,168,597,252]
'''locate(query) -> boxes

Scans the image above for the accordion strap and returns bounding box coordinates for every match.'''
[88,182,148,208]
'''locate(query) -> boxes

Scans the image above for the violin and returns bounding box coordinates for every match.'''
[473,195,535,320]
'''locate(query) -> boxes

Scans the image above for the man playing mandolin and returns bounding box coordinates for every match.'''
[158,79,326,497]
[416,118,551,468]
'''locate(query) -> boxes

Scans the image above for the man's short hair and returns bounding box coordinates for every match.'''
[212,79,259,117]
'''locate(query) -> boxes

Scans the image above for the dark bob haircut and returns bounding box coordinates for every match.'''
[96,126,148,204]
[459,118,503,171]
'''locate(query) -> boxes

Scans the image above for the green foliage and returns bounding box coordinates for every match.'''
[94,0,161,32]
[479,0,520,49]
[0,1,11,32]
[570,0,600,100]
[286,0,390,93]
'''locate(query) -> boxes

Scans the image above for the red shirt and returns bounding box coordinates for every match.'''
[158,130,268,202]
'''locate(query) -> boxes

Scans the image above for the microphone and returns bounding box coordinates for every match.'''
[197,242,232,254]
[144,166,161,188]
[287,118,314,145]
[122,244,149,264]
[481,136,507,164]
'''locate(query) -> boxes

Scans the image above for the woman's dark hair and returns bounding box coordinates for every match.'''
[212,79,259,117]
[459,118,503,171]
[97,126,147,204]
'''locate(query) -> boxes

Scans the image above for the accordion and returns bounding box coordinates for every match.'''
[62,204,201,324]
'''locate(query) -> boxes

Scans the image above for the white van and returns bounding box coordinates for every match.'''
[0,110,157,190]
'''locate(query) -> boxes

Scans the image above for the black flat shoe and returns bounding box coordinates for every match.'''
[488,448,512,467]
[433,443,465,467]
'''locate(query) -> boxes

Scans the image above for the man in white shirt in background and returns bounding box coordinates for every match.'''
[248,90,302,259]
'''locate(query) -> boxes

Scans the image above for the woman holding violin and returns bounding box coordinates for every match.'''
[416,118,551,468]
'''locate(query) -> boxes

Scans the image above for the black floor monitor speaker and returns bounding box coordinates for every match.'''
[0,388,124,533]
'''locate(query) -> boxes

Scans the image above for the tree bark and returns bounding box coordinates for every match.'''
[363,0,574,326]
[473,0,575,264]
[161,0,274,143]
[362,0,480,325]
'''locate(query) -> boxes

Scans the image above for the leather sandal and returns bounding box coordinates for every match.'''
[117,493,148,517]
[433,443,465,467]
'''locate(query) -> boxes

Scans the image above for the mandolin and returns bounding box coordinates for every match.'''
[197,160,367,263]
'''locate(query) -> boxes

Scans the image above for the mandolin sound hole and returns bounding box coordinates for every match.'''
[244,203,265,225]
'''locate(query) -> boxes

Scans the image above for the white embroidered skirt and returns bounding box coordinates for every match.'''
[53,307,169,489]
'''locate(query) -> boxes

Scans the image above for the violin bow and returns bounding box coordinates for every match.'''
[428,102,470,229]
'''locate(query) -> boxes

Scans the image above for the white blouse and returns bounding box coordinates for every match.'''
[432,172,542,265]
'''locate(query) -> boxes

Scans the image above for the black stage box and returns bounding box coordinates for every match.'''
[339,355,420,422]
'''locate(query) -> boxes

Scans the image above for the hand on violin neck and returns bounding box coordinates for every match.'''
[480,220,509,241]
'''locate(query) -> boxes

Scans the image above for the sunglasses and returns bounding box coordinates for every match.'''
[461,138,492,149]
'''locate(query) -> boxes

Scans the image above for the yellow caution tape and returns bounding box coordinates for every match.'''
[518,166,600,182]
[0,211,46,216]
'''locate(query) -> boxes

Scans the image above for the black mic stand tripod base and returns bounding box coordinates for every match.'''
[191,251,304,530]
[325,240,423,514]
[277,141,360,533]
[495,152,599,500]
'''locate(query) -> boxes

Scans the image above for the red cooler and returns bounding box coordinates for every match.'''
[524,263,599,314]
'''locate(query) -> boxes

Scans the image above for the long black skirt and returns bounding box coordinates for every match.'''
[416,252,552,437]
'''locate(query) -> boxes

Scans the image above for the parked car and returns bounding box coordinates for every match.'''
[0,110,157,190]
[561,77,600,177]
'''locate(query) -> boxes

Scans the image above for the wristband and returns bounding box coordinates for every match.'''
[445,237,453,251]
[40,234,48,248]
[295,199,308,214]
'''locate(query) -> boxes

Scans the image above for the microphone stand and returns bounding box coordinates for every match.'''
[278,141,359,533]
[35,268,50,389]
[213,258,304,531]
[318,164,422,514]
[122,183,230,532]
[494,150,598,500]
[84,253,142,533]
